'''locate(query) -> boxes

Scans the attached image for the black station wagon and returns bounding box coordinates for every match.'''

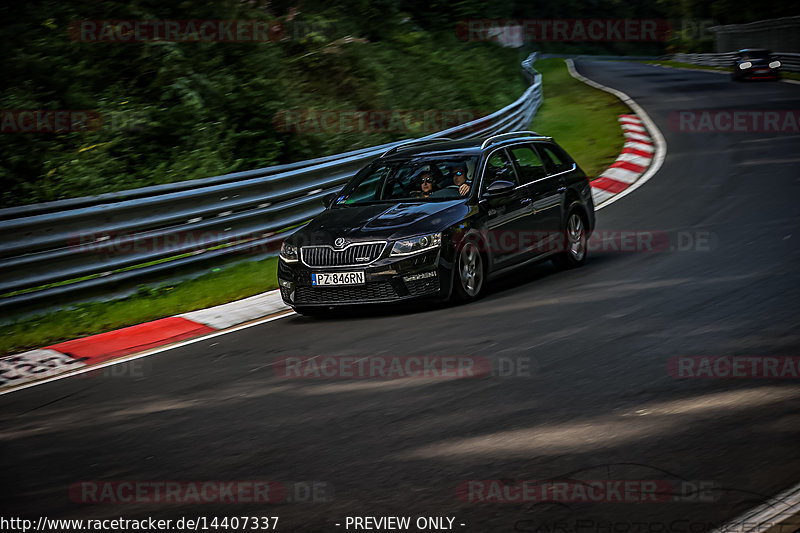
[278,132,595,314]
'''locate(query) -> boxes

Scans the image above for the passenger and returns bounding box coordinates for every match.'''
[448,166,470,196]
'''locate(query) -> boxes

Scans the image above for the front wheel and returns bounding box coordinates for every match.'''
[451,241,485,302]
[552,207,588,270]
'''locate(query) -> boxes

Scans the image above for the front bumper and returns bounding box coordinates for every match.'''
[740,68,780,79]
[278,249,451,307]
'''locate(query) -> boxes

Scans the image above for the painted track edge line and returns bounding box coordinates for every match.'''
[565,59,667,211]
[711,480,800,533]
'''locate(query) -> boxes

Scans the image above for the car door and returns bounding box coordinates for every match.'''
[479,148,534,267]
[506,143,560,257]
[535,142,574,237]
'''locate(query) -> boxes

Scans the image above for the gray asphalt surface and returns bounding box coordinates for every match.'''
[1,61,799,533]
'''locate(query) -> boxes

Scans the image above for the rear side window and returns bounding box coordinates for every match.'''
[537,143,573,174]
[484,150,519,187]
[508,144,547,183]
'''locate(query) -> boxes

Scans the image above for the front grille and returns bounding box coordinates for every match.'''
[405,276,440,297]
[301,242,386,267]
[295,282,397,304]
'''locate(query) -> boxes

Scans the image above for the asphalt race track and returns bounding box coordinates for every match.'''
[1,61,799,532]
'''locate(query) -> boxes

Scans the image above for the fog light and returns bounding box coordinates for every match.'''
[278,279,293,289]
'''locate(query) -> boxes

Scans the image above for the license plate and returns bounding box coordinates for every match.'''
[755,69,769,73]
[312,272,365,286]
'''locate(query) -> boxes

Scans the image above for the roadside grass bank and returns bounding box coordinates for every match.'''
[530,58,628,178]
[0,258,278,355]
[1,58,629,356]
[644,60,800,81]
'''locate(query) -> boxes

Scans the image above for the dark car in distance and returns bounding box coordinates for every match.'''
[278,132,595,314]
[731,49,781,81]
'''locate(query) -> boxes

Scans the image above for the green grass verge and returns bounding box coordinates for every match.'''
[644,60,800,81]
[0,57,631,356]
[530,58,628,179]
[0,258,278,355]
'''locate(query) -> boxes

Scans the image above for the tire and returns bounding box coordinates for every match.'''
[451,240,485,303]
[552,205,588,270]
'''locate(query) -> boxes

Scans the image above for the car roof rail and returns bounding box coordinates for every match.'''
[480,131,544,150]
[380,137,456,157]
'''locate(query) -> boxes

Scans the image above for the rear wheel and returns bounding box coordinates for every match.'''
[552,206,588,270]
[452,241,484,302]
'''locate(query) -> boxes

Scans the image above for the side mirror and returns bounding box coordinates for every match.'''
[322,192,338,208]
[482,180,515,198]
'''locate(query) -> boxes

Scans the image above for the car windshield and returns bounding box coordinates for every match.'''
[334,155,479,205]
[741,51,771,60]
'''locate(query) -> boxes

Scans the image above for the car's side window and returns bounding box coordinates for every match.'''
[483,150,519,189]
[508,144,547,183]
[346,165,390,203]
[537,143,573,174]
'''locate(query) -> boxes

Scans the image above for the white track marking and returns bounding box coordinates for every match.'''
[624,141,655,153]
[711,480,800,533]
[0,350,87,389]
[617,153,652,166]
[590,188,615,205]
[599,166,644,184]
[624,131,653,142]
[622,123,647,133]
[180,290,286,329]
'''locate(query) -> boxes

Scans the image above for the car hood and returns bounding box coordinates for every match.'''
[293,201,469,245]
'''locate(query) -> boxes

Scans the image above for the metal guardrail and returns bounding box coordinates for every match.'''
[0,53,544,315]
[672,51,800,72]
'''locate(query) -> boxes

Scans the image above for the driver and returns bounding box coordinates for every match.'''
[448,166,470,196]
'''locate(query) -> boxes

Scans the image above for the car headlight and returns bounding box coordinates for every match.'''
[391,233,441,256]
[769,60,781,69]
[280,241,299,262]
[739,61,752,70]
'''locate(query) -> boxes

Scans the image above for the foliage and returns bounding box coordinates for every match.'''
[0,1,523,207]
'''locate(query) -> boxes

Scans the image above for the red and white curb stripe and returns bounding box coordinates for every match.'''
[0,291,289,393]
[590,114,655,206]
[566,58,667,210]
